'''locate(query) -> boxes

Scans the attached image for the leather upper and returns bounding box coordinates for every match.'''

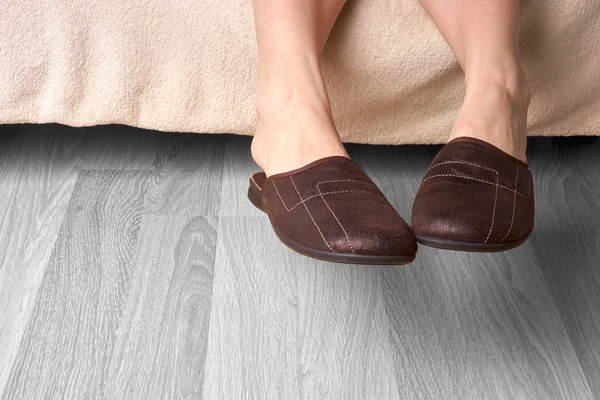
[258,156,417,257]
[411,137,535,244]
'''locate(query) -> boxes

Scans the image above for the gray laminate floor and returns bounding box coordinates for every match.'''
[0,124,599,400]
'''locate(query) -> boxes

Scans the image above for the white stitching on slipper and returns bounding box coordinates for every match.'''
[425,161,530,198]
[271,179,373,211]
[273,188,371,212]
[428,160,497,173]
[250,175,261,190]
[484,172,499,243]
[290,175,334,252]
[501,163,519,243]
[316,182,355,254]
[421,174,528,198]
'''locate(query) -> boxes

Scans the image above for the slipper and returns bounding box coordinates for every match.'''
[248,156,417,265]
[412,137,534,252]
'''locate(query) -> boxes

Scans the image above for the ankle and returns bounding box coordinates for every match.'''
[251,82,346,175]
[465,67,531,111]
[451,69,530,162]
[255,86,332,128]
[255,57,330,121]
[251,123,347,176]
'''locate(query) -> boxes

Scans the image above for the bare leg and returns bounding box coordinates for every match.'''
[418,0,531,162]
[251,0,349,176]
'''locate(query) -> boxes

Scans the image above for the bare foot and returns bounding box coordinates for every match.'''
[251,87,349,177]
[449,73,531,163]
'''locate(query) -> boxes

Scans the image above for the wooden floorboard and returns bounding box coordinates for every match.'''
[3,170,148,399]
[380,247,592,399]
[145,132,225,216]
[104,215,217,399]
[354,141,594,399]
[527,137,600,398]
[204,216,400,399]
[219,135,263,217]
[294,242,400,399]
[0,125,83,396]
[1,126,599,399]
[202,217,302,399]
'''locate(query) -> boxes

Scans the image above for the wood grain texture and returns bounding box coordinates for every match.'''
[295,248,400,399]
[358,140,595,399]
[104,215,217,400]
[0,125,83,396]
[2,129,600,400]
[380,247,593,399]
[203,217,400,400]
[203,217,301,400]
[219,135,263,217]
[3,170,147,399]
[527,137,600,398]
[144,133,225,216]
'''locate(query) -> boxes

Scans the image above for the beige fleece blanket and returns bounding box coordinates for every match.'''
[1,0,599,145]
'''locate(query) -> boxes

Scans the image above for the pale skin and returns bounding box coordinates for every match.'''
[251,0,531,177]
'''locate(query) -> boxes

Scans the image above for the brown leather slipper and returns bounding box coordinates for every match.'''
[248,156,417,265]
[412,137,535,252]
